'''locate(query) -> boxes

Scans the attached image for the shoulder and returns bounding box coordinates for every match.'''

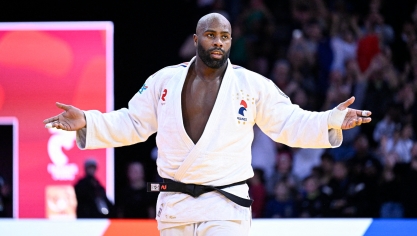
[231,64,271,84]
[151,62,190,78]
[231,64,288,97]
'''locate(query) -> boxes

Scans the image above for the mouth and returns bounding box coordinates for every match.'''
[210,50,223,59]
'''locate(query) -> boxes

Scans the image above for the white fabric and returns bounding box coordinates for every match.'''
[328,107,348,130]
[76,57,344,230]
[160,220,251,236]
[251,125,276,179]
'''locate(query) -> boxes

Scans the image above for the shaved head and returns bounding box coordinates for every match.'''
[196,13,231,35]
[194,13,232,69]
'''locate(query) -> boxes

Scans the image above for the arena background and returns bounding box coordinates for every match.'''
[1,0,417,235]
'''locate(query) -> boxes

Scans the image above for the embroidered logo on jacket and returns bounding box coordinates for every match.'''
[138,84,148,94]
[237,100,248,122]
[234,90,255,124]
[238,100,247,116]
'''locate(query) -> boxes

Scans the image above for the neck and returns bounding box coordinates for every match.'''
[194,57,228,81]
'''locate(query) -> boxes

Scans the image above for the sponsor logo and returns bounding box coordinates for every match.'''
[161,184,167,190]
[138,84,148,94]
[150,183,160,191]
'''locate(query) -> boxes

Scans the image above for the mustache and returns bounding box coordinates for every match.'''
[208,48,225,54]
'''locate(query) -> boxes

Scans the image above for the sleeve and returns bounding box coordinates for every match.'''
[255,78,343,148]
[76,73,161,149]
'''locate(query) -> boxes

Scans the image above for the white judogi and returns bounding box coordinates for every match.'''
[76,57,346,230]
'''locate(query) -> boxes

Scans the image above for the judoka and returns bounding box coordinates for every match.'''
[43,13,372,236]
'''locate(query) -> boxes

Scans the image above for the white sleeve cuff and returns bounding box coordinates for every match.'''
[76,128,87,149]
[328,107,349,129]
[328,129,343,147]
[75,110,88,150]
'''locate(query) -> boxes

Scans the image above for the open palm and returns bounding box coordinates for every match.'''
[43,102,86,131]
[337,97,372,130]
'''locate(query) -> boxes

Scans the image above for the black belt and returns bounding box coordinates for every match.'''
[147,178,253,208]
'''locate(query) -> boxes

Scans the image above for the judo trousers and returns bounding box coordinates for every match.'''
[160,220,251,236]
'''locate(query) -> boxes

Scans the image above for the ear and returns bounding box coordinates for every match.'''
[193,34,198,47]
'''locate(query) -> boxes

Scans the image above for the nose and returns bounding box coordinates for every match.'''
[213,36,223,48]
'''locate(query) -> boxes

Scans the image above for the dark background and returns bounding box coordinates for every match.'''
[0,125,13,217]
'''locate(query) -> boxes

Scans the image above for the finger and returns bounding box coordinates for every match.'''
[43,116,59,124]
[45,121,61,129]
[337,96,355,111]
[356,117,363,126]
[53,122,67,130]
[57,123,65,130]
[362,117,372,123]
[357,110,372,117]
[347,120,355,129]
[361,110,371,116]
[56,102,71,111]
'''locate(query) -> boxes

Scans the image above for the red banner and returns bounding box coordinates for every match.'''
[0,22,114,218]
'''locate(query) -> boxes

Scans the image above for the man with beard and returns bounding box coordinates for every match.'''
[43,13,372,235]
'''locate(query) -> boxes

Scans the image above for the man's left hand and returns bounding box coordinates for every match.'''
[337,97,372,130]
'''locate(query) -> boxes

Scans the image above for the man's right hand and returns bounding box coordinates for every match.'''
[43,102,86,131]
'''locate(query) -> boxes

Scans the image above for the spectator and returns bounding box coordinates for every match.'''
[297,175,329,217]
[315,152,335,186]
[373,103,402,143]
[0,174,11,218]
[329,14,359,75]
[348,134,382,217]
[266,148,299,197]
[325,161,357,217]
[117,162,157,218]
[378,152,403,218]
[271,59,292,93]
[292,147,324,181]
[348,134,382,181]
[384,123,414,163]
[395,143,417,217]
[396,83,417,127]
[229,22,249,67]
[74,159,115,218]
[356,23,381,73]
[264,180,297,218]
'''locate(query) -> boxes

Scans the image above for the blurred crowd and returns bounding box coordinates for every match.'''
[179,0,417,219]
[75,0,417,219]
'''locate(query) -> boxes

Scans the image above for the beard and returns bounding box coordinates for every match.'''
[197,43,230,69]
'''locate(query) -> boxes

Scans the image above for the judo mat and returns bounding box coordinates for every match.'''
[0,218,416,235]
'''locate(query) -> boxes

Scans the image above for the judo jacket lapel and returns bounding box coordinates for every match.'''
[173,59,234,182]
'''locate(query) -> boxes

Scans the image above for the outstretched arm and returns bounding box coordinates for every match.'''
[336,96,372,130]
[43,102,86,131]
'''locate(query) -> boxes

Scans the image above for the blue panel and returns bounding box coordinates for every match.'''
[363,219,417,236]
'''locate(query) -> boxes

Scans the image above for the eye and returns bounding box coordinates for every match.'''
[207,33,214,38]
[222,35,229,39]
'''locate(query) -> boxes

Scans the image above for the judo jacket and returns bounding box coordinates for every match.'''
[76,57,346,229]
